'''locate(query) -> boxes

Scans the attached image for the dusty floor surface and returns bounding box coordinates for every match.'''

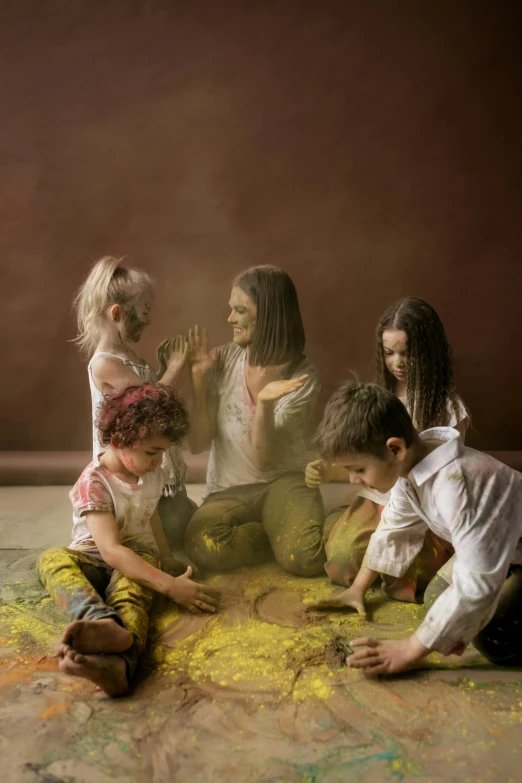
[1,488,522,783]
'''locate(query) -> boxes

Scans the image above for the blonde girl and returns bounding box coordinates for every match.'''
[74,256,196,555]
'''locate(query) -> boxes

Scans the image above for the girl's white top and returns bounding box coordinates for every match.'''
[206,343,320,496]
[88,352,186,495]
[363,427,522,654]
[69,459,166,559]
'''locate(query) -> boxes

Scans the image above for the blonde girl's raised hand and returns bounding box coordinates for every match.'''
[156,335,189,380]
[167,335,189,374]
[156,337,171,377]
[187,325,217,376]
[305,459,333,488]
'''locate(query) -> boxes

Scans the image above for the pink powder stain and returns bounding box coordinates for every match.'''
[121,452,137,473]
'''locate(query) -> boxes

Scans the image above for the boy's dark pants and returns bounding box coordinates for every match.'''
[37,543,157,679]
[425,566,522,665]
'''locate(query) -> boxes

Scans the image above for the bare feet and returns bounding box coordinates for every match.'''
[55,641,73,658]
[60,619,133,654]
[58,649,129,697]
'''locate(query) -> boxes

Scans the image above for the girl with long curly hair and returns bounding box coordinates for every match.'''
[306,297,469,603]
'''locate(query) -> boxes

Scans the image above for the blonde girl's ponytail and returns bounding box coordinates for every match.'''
[73,256,154,356]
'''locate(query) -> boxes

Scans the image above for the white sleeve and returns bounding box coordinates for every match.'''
[447,395,469,428]
[415,471,520,654]
[362,481,429,577]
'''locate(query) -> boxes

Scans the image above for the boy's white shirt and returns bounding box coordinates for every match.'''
[363,427,522,655]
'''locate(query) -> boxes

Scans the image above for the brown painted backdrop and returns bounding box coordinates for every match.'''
[1,0,522,452]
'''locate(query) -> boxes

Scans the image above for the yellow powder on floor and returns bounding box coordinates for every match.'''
[152,615,344,701]
[0,599,63,654]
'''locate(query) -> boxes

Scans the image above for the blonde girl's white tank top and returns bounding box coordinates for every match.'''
[88,352,186,495]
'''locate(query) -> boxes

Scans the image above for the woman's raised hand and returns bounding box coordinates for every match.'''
[257,374,309,403]
[187,325,217,376]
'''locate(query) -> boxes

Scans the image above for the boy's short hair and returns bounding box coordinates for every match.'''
[96,384,190,448]
[315,381,416,458]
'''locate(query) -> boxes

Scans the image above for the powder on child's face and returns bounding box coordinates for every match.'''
[119,435,171,478]
[382,329,408,384]
[124,292,153,343]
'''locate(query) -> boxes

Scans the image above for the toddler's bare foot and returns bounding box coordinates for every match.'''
[58,649,128,697]
[61,619,133,654]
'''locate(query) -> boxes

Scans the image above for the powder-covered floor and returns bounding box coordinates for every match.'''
[1,487,522,783]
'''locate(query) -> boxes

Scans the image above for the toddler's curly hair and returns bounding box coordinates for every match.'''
[96,384,190,448]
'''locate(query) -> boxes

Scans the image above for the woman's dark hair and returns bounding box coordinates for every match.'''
[233,265,305,366]
[375,297,467,431]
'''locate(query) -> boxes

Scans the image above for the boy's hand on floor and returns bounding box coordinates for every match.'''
[347,636,428,676]
[305,459,332,488]
[167,566,220,613]
[306,586,367,617]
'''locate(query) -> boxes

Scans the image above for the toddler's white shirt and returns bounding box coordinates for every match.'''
[69,460,166,560]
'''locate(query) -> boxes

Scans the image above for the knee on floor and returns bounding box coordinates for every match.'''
[278,550,326,578]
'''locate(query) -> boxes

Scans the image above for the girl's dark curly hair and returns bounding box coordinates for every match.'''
[375,297,467,431]
[96,384,190,448]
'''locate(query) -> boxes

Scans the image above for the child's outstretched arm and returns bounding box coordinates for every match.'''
[308,564,430,674]
[86,511,219,612]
